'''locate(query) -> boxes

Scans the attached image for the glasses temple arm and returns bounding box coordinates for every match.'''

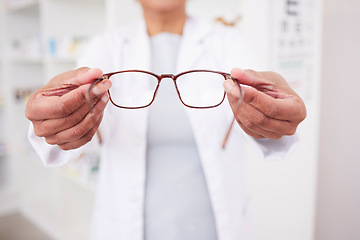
[222,117,235,149]
[222,77,242,149]
[86,76,106,145]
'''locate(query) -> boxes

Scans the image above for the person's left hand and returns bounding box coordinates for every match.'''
[223,68,307,140]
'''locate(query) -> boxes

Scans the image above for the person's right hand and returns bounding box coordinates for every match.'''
[25,67,111,150]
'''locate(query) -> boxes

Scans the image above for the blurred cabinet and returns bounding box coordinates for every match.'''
[0,0,105,239]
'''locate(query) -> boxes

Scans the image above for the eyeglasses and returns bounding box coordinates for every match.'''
[86,70,242,148]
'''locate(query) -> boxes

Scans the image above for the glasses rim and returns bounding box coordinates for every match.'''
[86,69,242,149]
[88,69,233,109]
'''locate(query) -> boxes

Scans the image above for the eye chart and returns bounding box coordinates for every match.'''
[269,0,318,100]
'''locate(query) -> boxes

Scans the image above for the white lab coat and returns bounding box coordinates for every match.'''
[29,16,298,240]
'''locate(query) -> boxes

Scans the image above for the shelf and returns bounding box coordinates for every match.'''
[47,57,77,64]
[10,57,43,64]
[5,0,39,13]
[1,0,104,238]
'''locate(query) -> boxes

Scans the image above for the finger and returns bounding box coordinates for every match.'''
[44,94,108,145]
[224,80,297,137]
[231,68,297,99]
[57,115,103,151]
[38,68,104,97]
[57,67,103,86]
[241,85,305,121]
[26,67,106,121]
[225,78,303,122]
[223,78,242,104]
[236,120,265,139]
[29,79,111,120]
[56,78,111,118]
[234,103,293,139]
[34,93,109,137]
[231,68,273,89]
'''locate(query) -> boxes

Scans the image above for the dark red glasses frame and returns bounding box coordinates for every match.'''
[87,69,242,148]
[88,69,237,109]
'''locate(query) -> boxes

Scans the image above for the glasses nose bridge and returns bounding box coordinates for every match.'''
[159,74,176,82]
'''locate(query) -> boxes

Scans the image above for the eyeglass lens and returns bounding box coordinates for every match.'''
[108,71,226,109]
[109,71,159,108]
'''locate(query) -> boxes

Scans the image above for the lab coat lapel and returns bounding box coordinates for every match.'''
[176,17,221,150]
[123,20,151,71]
[114,21,151,240]
[120,19,151,149]
[176,17,212,72]
[176,17,218,149]
[177,18,240,240]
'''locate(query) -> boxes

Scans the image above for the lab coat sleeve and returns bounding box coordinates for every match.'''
[28,122,100,167]
[245,134,299,160]
[219,25,300,160]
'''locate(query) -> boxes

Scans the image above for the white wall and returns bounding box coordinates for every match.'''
[315,1,360,239]
[239,1,322,240]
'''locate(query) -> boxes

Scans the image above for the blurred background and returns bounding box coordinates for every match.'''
[0,0,359,239]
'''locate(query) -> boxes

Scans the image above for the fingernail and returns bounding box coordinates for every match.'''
[92,81,111,95]
[102,81,111,91]
[92,86,102,95]
[224,80,234,93]
[101,94,109,103]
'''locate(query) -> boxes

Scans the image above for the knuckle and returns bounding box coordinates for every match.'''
[299,106,307,121]
[56,93,85,118]
[34,124,49,138]
[80,131,95,145]
[247,92,258,106]
[252,113,268,127]
[73,88,86,103]
[242,118,257,130]
[252,134,264,140]
[25,108,33,120]
[59,144,72,151]
[56,99,74,117]
[286,126,297,136]
[265,105,281,118]
[271,134,282,140]
[76,67,90,73]
[61,67,90,83]
[269,71,283,80]
[45,137,57,145]
[25,96,37,120]
[33,127,44,137]
[293,98,307,121]
[72,125,89,139]
[65,110,84,125]
[36,123,53,137]
[244,69,258,76]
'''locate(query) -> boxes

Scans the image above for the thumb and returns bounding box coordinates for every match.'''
[44,67,103,91]
[39,67,104,97]
[230,68,275,93]
[223,78,243,106]
[27,68,108,120]
[59,67,103,86]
